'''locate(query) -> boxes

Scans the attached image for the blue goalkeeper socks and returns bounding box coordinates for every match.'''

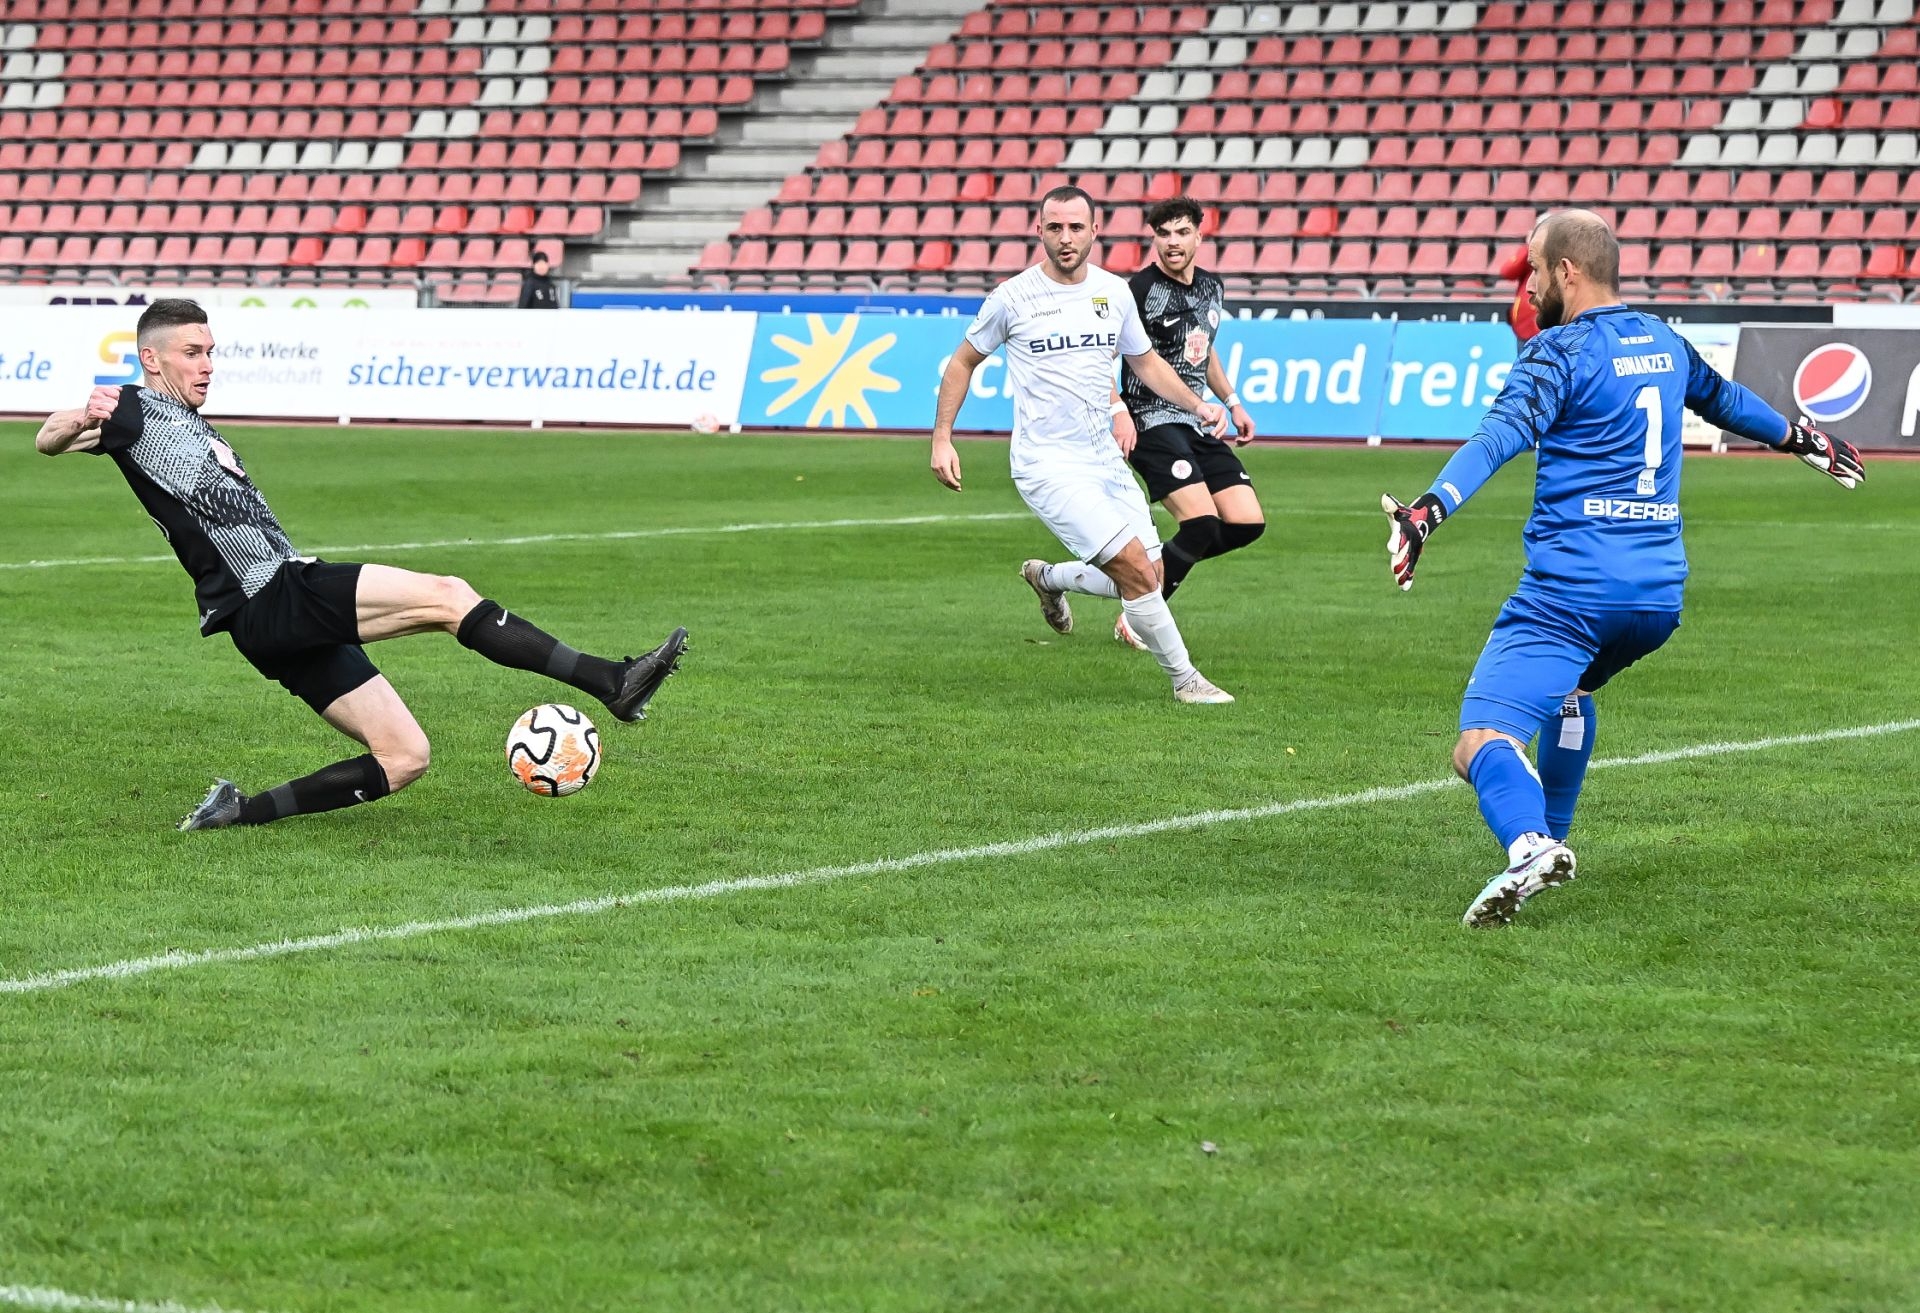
[1538,694,1596,840]
[1467,737,1551,855]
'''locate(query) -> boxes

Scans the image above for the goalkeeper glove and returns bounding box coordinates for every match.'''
[1382,492,1447,591]
[1781,420,1865,489]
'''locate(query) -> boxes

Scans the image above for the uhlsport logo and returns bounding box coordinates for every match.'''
[1792,343,1872,424]
[95,330,140,385]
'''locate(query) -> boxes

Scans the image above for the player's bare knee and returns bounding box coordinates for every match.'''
[437,574,483,624]
[1454,730,1521,778]
[376,732,431,790]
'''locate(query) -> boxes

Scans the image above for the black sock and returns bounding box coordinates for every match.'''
[456,599,621,701]
[1215,520,1265,556]
[1160,514,1223,600]
[239,753,391,826]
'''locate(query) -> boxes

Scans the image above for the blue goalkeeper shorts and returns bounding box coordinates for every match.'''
[1459,592,1681,740]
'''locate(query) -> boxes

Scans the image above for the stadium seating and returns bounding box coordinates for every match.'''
[704,0,1920,301]
[0,0,847,301]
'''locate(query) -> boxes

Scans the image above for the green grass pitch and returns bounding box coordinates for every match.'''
[0,425,1915,1313]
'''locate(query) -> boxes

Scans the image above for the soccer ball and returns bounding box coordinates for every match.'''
[505,703,601,797]
[690,411,721,433]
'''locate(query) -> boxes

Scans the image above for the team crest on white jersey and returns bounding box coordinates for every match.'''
[1091,296,1112,319]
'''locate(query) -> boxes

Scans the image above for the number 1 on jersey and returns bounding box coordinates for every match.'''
[1633,385,1663,497]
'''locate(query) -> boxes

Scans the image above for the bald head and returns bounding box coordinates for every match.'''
[1526,209,1622,329]
[1532,209,1619,293]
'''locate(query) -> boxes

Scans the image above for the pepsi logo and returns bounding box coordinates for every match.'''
[1792,343,1873,423]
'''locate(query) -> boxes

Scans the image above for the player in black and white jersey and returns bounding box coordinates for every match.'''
[1111,197,1265,649]
[929,186,1236,704]
[35,299,687,830]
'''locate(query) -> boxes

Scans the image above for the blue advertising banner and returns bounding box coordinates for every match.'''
[734,312,1640,441]
[1214,319,1398,439]
[1371,321,1518,440]
[738,313,1011,431]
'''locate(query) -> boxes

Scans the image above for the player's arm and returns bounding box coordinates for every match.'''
[34,386,122,456]
[930,340,987,492]
[1124,350,1228,439]
[1382,335,1570,590]
[1680,339,1864,488]
[1109,386,1137,457]
[1205,349,1254,444]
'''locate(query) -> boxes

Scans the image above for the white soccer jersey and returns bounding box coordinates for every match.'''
[965,262,1152,475]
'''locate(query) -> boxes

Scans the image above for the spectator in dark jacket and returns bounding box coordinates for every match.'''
[517,252,560,309]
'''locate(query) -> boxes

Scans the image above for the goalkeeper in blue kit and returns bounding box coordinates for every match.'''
[1382,211,1866,927]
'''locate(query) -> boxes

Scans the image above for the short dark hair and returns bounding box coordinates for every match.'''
[532,251,550,267]
[1535,210,1619,292]
[1145,197,1204,233]
[1037,185,1097,223]
[136,298,208,347]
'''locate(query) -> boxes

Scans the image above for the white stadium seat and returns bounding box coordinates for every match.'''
[1174,72,1215,101]
[1099,105,1140,136]
[1835,134,1878,165]
[1760,99,1804,131]
[1215,137,1256,169]
[1291,137,1333,169]
[1876,133,1918,164]
[1677,135,1721,165]
[1253,137,1293,169]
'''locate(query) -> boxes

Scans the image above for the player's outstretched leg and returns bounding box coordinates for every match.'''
[1454,730,1575,926]
[181,677,427,830]
[1536,692,1596,840]
[354,565,687,725]
[1101,538,1232,704]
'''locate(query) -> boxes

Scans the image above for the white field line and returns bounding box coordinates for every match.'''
[0,1285,257,1313]
[0,508,1896,572]
[3,718,1915,1000]
[0,512,1031,571]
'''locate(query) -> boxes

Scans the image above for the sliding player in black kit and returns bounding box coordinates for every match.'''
[1112,197,1266,649]
[34,299,687,830]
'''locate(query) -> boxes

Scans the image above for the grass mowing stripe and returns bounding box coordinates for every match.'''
[4,717,1914,1000]
[0,1285,261,1313]
[0,511,1031,571]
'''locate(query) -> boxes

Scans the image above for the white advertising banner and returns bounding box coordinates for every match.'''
[0,285,417,309]
[0,307,759,426]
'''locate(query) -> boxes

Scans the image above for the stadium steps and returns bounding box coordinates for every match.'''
[576,0,983,283]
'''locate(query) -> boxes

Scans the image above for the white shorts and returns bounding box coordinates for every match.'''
[1013,458,1161,564]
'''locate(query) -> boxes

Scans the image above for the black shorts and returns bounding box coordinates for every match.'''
[1127,422,1254,503]
[226,559,379,713]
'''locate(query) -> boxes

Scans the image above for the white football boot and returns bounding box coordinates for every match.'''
[1020,559,1073,634]
[1172,672,1235,704]
[1112,613,1151,651]
[1462,840,1577,927]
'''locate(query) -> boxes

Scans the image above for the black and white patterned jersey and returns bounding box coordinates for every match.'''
[1118,264,1226,434]
[91,385,301,633]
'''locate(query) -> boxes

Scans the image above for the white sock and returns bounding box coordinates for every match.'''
[1042,561,1120,599]
[1506,832,1554,867]
[1119,589,1197,686]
